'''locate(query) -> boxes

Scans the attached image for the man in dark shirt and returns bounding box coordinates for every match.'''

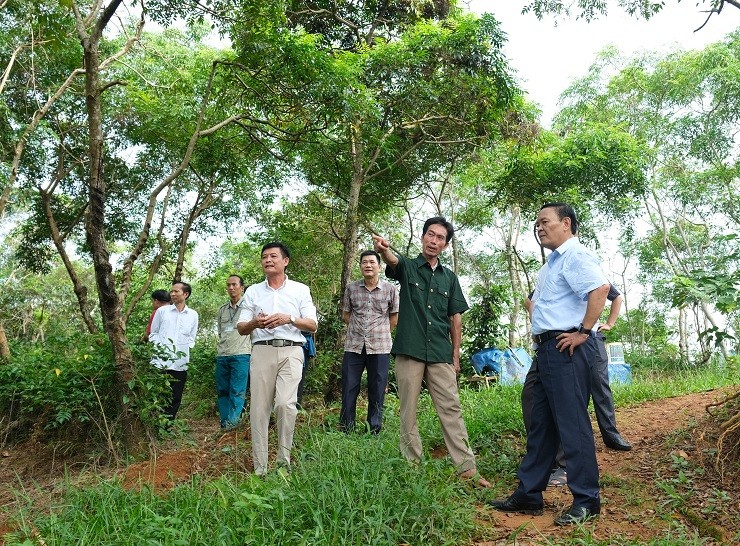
[372,216,490,488]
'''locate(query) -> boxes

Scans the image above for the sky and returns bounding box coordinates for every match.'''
[465,1,740,126]
[456,2,737,309]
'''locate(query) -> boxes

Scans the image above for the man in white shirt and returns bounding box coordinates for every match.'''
[150,281,199,421]
[237,242,318,476]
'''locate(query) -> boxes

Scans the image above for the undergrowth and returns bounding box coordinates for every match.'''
[0,360,737,545]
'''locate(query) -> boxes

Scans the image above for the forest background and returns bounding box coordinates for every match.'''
[0,0,738,457]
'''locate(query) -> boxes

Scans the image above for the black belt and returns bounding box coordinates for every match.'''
[254,339,304,347]
[532,328,577,344]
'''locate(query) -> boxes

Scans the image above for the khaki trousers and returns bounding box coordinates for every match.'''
[395,355,476,474]
[249,344,304,475]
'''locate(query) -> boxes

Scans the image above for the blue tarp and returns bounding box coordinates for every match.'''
[472,346,631,385]
[608,363,632,384]
[470,347,532,385]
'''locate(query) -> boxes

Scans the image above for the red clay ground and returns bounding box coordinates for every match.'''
[477,388,739,545]
[1,388,738,545]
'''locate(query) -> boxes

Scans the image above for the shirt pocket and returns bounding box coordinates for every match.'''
[177,320,193,341]
[373,292,392,315]
[431,285,451,317]
[409,280,427,307]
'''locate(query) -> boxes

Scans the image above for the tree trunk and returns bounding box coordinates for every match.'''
[339,124,363,303]
[505,207,522,348]
[0,321,9,360]
[325,123,363,404]
[678,306,689,363]
[81,4,147,456]
[40,189,98,333]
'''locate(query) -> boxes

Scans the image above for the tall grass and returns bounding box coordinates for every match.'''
[612,362,736,406]
[2,361,736,545]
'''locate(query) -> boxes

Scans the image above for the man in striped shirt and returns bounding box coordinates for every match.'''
[340,250,399,434]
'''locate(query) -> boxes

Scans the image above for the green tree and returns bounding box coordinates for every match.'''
[522,0,740,27]
[230,5,522,308]
[1,0,298,451]
[556,36,740,360]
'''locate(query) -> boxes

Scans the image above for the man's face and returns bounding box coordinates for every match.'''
[226,276,243,301]
[261,247,289,276]
[421,223,449,260]
[360,255,380,279]
[170,284,187,305]
[535,207,571,250]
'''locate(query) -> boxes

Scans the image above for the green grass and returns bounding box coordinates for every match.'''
[1,362,736,545]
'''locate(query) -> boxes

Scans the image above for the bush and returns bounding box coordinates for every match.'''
[0,333,175,449]
[0,333,118,445]
[182,339,219,418]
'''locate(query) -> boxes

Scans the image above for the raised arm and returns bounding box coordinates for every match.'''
[372,234,399,269]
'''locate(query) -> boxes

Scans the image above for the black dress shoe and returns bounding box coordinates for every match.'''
[489,496,544,515]
[554,505,600,526]
[604,436,632,451]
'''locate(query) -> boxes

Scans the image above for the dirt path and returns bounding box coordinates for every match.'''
[1,388,737,544]
[480,388,737,545]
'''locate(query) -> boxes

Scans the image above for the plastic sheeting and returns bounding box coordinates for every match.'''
[470,347,532,385]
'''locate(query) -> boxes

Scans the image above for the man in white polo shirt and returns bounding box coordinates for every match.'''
[237,242,318,476]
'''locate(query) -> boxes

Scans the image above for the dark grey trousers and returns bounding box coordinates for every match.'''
[522,333,622,468]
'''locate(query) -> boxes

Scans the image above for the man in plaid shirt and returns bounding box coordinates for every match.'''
[340,250,399,434]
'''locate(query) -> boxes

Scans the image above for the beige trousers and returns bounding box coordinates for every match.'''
[395,355,476,474]
[249,344,304,475]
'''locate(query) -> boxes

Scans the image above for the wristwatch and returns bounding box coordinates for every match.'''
[289,315,296,325]
[577,323,591,335]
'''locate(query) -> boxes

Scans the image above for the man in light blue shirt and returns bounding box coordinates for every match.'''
[490,203,608,526]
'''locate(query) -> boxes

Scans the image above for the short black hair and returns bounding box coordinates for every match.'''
[359,250,381,264]
[540,202,578,235]
[261,241,291,260]
[227,274,244,286]
[422,216,454,243]
[173,281,192,299]
[151,289,171,303]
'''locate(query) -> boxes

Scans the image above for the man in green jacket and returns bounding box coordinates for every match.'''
[372,217,490,489]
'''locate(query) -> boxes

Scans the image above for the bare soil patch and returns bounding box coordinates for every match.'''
[479,388,739,545]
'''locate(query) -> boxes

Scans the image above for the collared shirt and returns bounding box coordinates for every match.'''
[531,237,608,335]
[343,278,399,354]
[386,253,469,364]
[607,284,621,301]
[145,309,157,337]
[149,304,199,371]
[237,275,318,344]
[217,297,252,356]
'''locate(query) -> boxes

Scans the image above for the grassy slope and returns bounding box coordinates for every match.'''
[1,365,737,546]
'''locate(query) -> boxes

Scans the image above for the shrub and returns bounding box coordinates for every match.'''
[0,333,174,449]
[0,333,117,445]
[181,340,219,418]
